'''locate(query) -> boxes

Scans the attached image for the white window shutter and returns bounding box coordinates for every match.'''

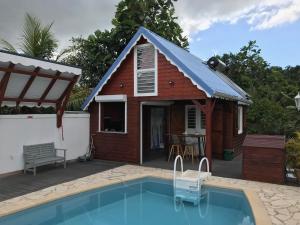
[135,44,157,95]
[137,45,155,70]
[137,71,155,93]
[187,107,197,129]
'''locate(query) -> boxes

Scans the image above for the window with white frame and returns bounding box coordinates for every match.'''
[237,106,243,134]
[97,95,127,133]
[134,43,157,96]
[185,105,206,134]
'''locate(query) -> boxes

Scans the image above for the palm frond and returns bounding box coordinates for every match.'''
[0,39,17,53]
[20,13,58,59]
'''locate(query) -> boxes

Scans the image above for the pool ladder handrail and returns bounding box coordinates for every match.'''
[173,155,184,189]
[197,157,210,190]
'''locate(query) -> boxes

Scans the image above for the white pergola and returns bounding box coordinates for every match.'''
[0,50,81,127]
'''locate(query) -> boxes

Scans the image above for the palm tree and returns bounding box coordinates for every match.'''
[0,13,58,60]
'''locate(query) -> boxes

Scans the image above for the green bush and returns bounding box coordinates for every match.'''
[286,132,300,169]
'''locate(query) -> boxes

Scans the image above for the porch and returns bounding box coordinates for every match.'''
[140,99,245,165]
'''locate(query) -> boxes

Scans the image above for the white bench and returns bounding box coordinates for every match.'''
[23,142,67,175]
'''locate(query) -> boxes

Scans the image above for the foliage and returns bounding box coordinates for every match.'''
[219,41,300,137]
[67,86,91,111]
[0,13,58,59]
[0,106,55,114]
[63,0,188,88]
[286,132,300,169]
[63,30,119,88]
[112,0,188,53]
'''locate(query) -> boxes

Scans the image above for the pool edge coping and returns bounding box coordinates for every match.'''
[0,169,272,225]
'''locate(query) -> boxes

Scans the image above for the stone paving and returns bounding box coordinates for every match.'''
[0,165,299,225]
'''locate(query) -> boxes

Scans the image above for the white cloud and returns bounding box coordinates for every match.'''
[0,0,299,51]
[174,0,300,38]
[0,0,119,50]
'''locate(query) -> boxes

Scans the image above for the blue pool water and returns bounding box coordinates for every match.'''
[0,178,255,225]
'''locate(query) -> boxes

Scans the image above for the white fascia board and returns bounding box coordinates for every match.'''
[95,95,127,102]
[0,52,81,75]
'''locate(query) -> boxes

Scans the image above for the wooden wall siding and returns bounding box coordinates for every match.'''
[89,103,99,134]
[222,101,234,150]
[91,99,140,163]
[100,45,207,100]
[212,102,224,159]
[142,106,151,155]
[169,102,186,135]
[233,105,247,156]
[242,135,285,184]
[243,147,285,184]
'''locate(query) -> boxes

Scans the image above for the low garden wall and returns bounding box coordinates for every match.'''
[0,112,90,175]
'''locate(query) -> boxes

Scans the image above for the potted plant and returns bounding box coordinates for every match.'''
[286,132,300,181]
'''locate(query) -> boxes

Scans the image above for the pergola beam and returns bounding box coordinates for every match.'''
[0,67,73,81]
[16,67,40,106]
[38,71,61,106]
[0,63,15,106]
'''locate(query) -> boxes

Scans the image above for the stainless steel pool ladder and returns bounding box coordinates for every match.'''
[173,155,211,205]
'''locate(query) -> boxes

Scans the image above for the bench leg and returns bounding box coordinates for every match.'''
[64,159,66,168]
[33,166,36,176]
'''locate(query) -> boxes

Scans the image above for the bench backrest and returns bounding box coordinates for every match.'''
[23,142,55,160]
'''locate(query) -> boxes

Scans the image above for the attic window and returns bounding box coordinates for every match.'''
[134,43,157,96]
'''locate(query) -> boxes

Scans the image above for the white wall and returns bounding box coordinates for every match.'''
[0,112,90,175]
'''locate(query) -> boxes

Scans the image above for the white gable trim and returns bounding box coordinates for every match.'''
[83,32,215,110]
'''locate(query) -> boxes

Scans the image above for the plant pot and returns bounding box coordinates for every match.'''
[295,168,300,181]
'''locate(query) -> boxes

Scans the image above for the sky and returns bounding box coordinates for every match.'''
[0,0,299,67]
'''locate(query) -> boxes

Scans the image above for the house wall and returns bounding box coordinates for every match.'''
[221,102,247,158]
[0,113,90,175]
[89,41,207,163]
[88,38,248,163]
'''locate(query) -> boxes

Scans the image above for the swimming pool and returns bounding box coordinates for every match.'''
[0,177,255,225]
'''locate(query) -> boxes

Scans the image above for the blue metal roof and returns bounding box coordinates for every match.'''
[82,27,250,110]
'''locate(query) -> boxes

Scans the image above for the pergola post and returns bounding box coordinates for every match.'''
[205,99,215,168]
[56,76,78,128]
[192,98,216,168]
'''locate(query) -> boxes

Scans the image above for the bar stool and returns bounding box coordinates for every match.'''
[183,137,199,164]
[168,135,183,162]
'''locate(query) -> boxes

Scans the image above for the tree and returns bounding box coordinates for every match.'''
[220,41,300,137]
[0,13,58,59]
[112,0,188,53]
[64,0,188,88]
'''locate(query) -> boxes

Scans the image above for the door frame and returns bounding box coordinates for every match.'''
[139,101,174,164]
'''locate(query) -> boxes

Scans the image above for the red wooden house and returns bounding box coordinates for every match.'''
[82,27,251,165]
